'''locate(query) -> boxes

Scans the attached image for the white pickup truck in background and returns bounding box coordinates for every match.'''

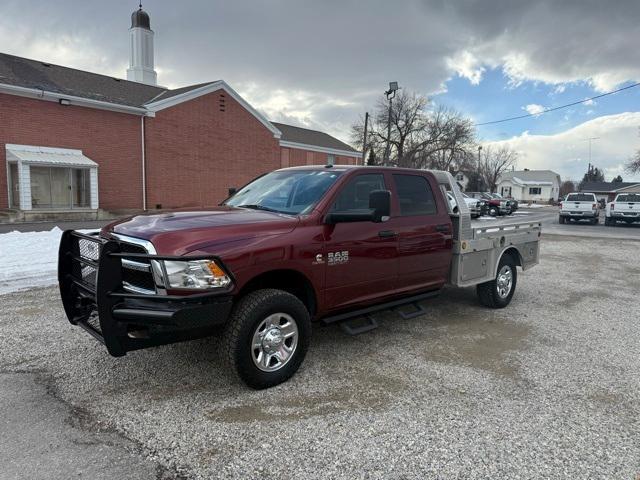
[605,193,640,226]
[559,193,599,225]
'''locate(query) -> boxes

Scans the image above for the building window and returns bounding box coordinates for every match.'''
[456,174,464,181]
[30,167,91,209]
[327,154,335,166]
[529,187,542,195]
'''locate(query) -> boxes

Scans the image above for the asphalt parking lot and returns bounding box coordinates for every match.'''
[1,231,639,479]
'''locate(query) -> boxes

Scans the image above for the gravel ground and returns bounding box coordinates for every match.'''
[1,235,639,479]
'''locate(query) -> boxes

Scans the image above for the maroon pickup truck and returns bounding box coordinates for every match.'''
[59,166,540,388]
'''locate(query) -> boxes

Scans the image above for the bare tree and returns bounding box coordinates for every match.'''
[626,150,640,174]
[478,145,518,192]
[415,106,476,172]
[559,180,576,197]
[351,91,476,171]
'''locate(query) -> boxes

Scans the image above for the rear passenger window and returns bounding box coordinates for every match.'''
[393,174,437,216]
[332,174,386,211]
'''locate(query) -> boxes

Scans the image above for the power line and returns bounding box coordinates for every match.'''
[474,81,640,126]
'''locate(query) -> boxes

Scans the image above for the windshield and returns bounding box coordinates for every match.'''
[225,169,343,215]
[616,194,640,202]
[566,193,595,202]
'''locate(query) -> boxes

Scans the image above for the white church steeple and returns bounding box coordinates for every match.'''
[126,3,157,85]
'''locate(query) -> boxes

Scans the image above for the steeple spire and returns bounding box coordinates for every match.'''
[126,4,157,85]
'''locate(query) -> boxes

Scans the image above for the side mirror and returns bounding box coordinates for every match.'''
[369,190,391,221]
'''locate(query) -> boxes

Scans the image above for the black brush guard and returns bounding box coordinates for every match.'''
[58,230,233,357]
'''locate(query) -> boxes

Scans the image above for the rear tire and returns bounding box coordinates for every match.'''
[559,215,565,224]
[477,254,517,309]
[223,289,311,389]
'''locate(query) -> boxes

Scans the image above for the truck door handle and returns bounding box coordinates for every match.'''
[378,230,397,238]
[435,224,450,232]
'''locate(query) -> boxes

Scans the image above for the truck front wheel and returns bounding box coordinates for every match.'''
[477,255,517,308]
[223,289,311,389]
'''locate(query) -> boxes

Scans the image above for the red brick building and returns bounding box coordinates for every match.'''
[0,8,360,217]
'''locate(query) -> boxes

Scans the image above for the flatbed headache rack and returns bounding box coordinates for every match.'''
[429,170,542,288]
[58,230,233,357]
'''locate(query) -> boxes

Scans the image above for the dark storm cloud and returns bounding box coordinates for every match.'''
[2,0,640,139]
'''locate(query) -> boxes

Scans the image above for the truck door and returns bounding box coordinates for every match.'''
[390,173,453,293]
[322,173,398,310]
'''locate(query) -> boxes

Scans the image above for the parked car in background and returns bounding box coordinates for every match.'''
[462,192,489,216]
[559,193,599,224]
[605,193,640,226]
[492,193,518,212]
[467,192,511,216]
[447,191,483,218]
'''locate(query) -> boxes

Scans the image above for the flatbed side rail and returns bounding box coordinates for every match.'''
[472,221,542,240]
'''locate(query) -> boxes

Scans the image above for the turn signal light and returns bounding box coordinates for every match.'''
[206,261,227,277]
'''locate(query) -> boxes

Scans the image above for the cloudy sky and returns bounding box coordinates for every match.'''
[2,0,640,181]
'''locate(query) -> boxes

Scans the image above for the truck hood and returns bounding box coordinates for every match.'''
[103,207,299,255]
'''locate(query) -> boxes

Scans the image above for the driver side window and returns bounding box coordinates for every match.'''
[331,174,386,211]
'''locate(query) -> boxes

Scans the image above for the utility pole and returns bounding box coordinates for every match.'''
[585,137,599,169]
[383,82,399,166]
[362,112,369,166]
[477,145,483,190]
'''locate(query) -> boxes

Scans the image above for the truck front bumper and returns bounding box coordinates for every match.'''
[58,230,233,357]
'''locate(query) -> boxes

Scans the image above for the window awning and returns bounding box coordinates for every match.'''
[5,144,98,168]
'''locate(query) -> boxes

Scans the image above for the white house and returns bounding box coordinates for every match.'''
[497,170,561,202]
[453,170,471,191]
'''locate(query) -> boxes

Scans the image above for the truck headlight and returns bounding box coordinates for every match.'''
[163,259,231,289]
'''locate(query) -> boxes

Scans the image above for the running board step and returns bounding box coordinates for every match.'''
[340,314,378,336]
[321,290,440,326]
[394,302,427,319]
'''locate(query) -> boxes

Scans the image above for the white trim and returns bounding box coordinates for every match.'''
[279,140,362,159]
[5,158,12,209]
[6,144,99,167]
[141,116,147,210]
[0,83,153,116]
[145,80,282,138]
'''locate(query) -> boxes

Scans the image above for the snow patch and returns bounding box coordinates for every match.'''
[0,227,97,295]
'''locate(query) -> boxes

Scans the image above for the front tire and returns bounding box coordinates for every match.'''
[489,206,498,216]
[223,289,311,389]
[477,254,517,309]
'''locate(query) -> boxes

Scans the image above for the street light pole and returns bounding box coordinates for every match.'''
[362,111,369,166]
[383,82,399,166]
[477,145,483,190]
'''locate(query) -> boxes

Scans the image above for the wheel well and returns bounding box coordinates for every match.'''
[502,247,522,267]
[238,270,317,316]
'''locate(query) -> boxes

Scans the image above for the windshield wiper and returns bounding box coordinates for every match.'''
[236,204,280,213]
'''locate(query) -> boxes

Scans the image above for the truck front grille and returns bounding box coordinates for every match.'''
[117,242,157,294]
